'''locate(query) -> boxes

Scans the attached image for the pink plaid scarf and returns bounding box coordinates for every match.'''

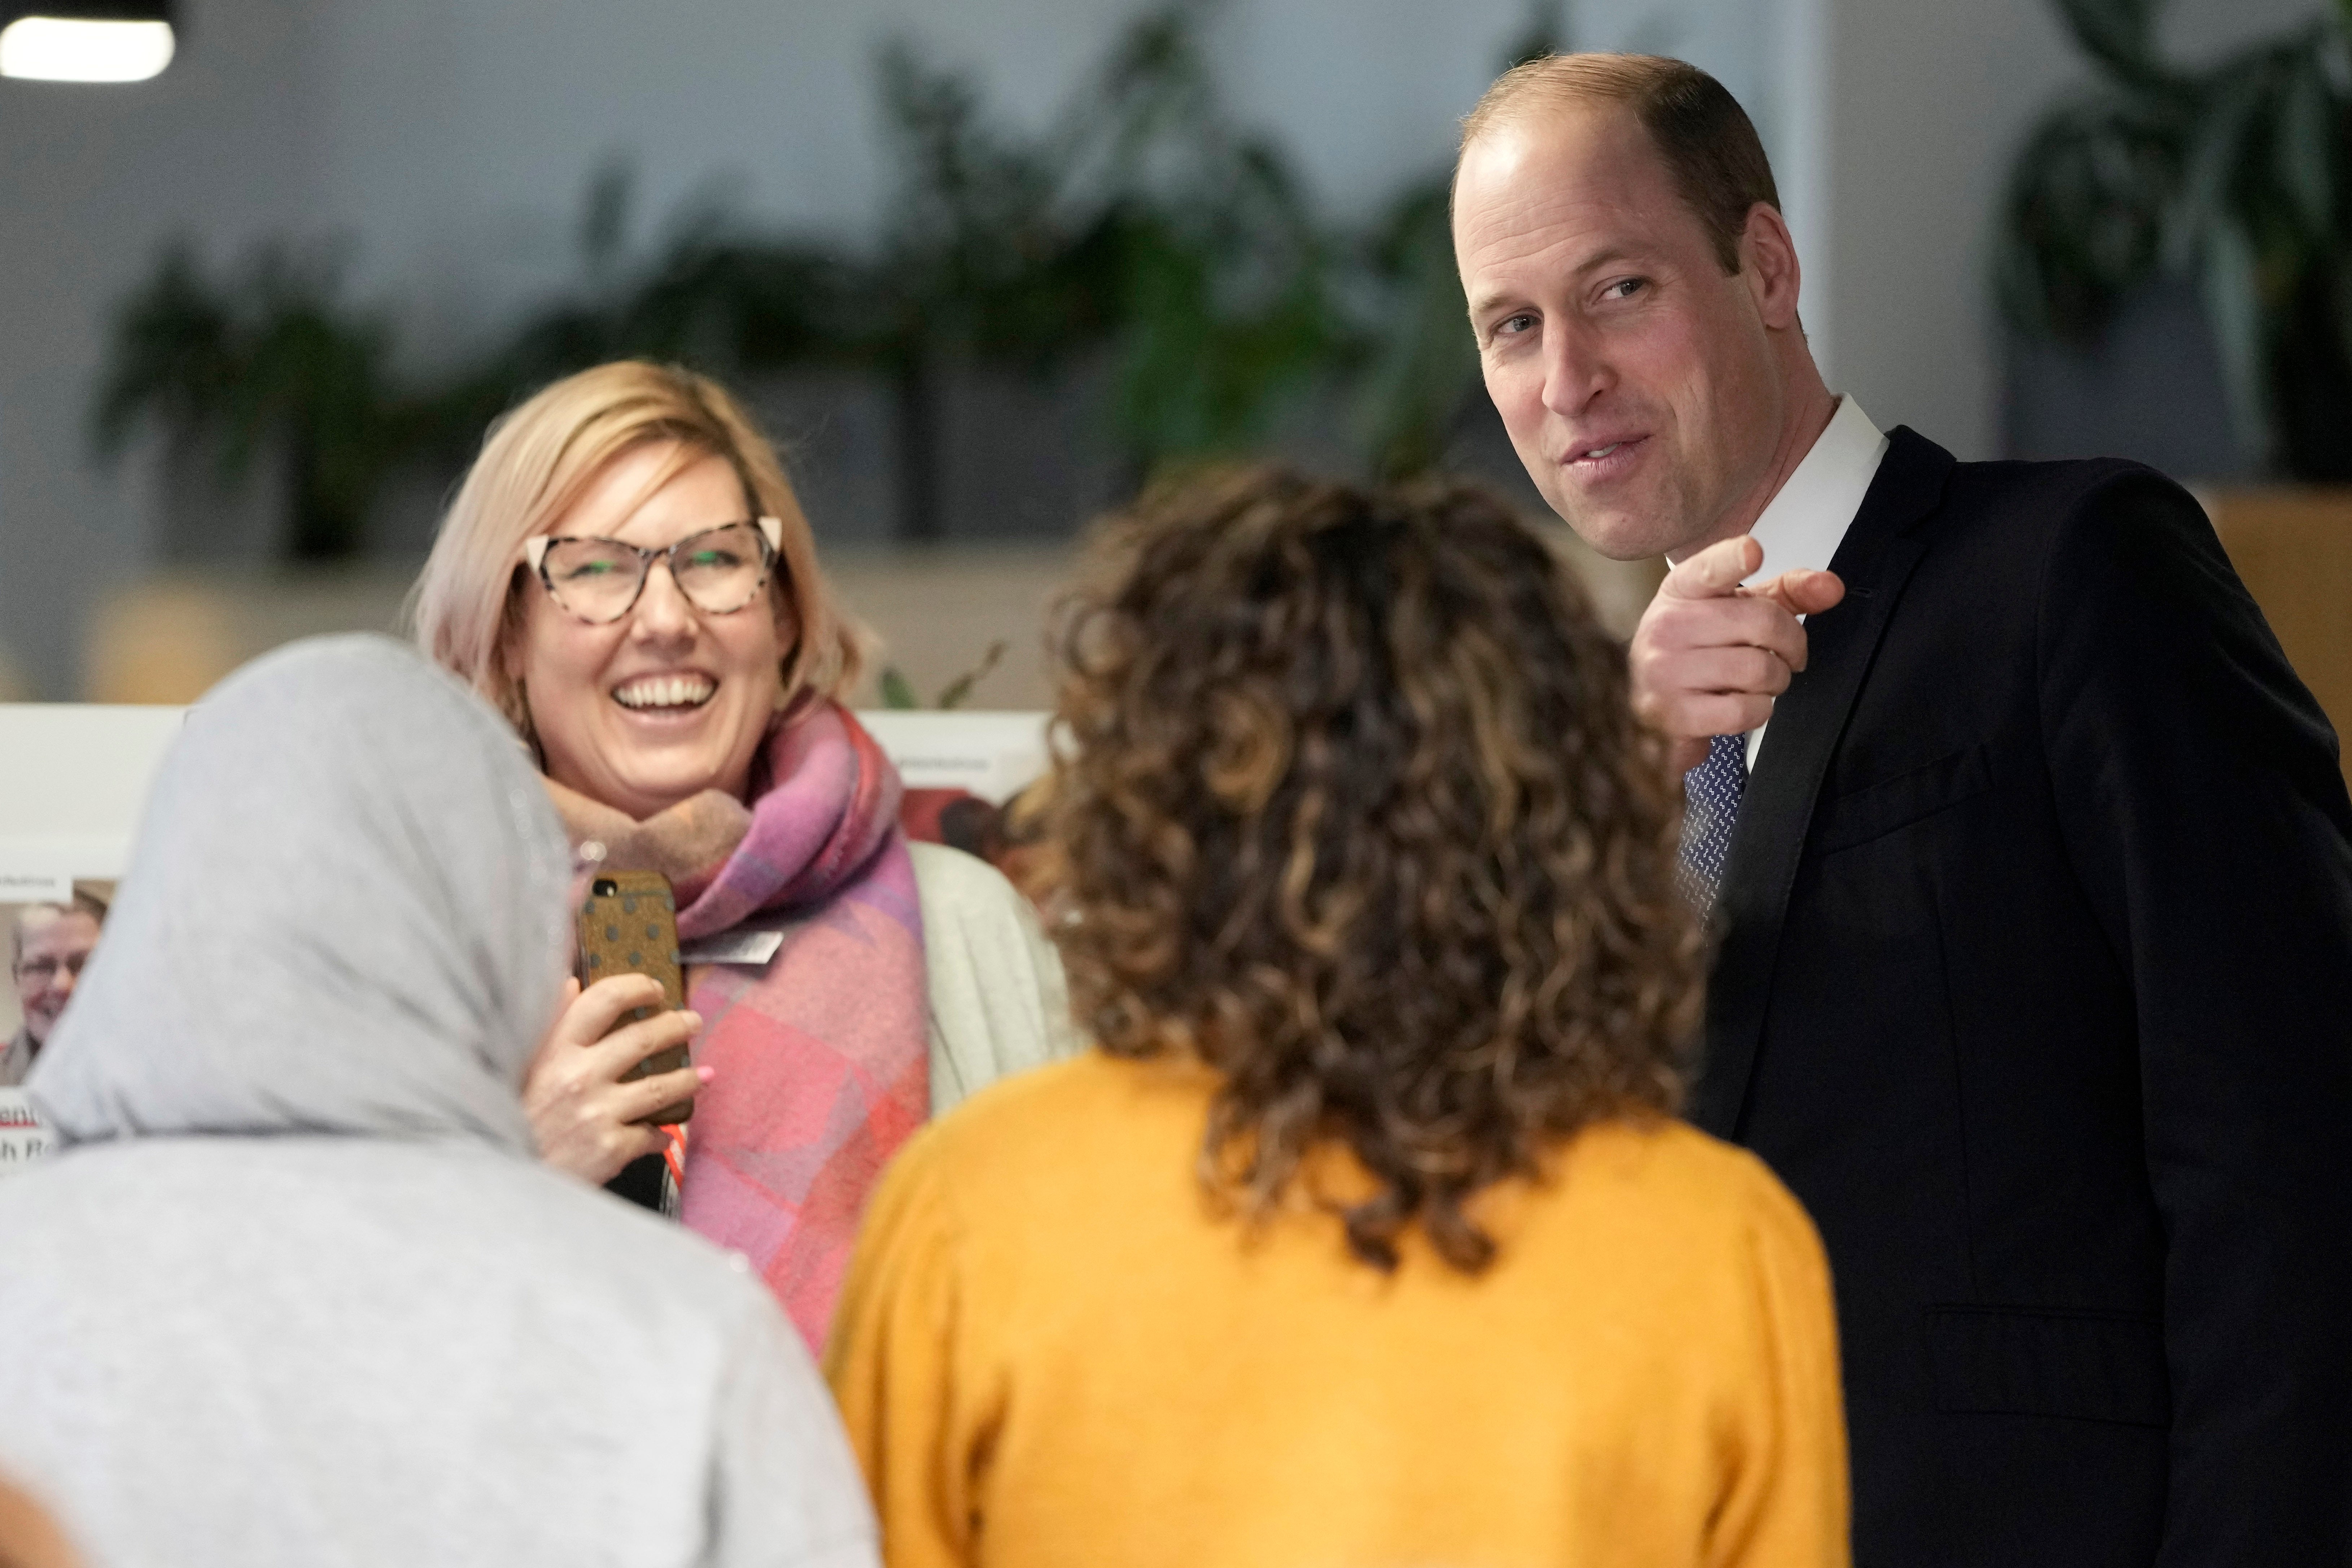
[546,703,928,1349]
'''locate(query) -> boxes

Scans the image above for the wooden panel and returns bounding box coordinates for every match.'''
[81,573,410,705]
[2201,486,2352,789]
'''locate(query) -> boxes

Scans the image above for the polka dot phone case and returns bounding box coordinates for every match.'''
[576,870,694,1126]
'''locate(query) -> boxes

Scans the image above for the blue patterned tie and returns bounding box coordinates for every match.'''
[1679,733,1749,914]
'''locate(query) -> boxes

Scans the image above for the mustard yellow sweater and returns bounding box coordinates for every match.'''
[826,1051,1848,1568]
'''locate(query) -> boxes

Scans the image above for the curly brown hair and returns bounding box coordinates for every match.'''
[1038,466,1704,1273]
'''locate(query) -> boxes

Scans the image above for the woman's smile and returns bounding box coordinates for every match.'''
[611,671,719,713]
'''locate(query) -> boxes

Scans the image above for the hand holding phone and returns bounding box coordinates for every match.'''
[524,975,703,1183]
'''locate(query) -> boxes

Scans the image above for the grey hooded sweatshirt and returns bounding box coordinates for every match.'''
[0,636,879,1568]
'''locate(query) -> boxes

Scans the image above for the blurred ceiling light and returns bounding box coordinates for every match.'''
[0,3,176,83]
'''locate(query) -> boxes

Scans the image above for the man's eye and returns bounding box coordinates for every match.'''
[1494,312,1537,338]
[1604,278,1648,301]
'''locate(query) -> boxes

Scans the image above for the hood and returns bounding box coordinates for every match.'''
[29,635,571,1156]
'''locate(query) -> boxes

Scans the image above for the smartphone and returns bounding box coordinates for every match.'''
[576,870,695,1126]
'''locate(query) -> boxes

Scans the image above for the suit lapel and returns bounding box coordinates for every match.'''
[1687,428,1957,1140]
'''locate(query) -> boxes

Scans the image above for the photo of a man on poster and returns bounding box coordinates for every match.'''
[4,892,106,1089]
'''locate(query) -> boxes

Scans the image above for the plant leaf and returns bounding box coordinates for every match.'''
[1994,92,2181,340]
[578,160,635,279]
[2167,56,2270,271]
[2199,219,2272,466]
[878,667,921,710]
[934,640,1007,711]
[1354,176,1481,478]
[2274,49,2335,240]
[2050,0,2177,91]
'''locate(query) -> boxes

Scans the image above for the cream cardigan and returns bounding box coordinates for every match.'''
[906,841,1075,1114]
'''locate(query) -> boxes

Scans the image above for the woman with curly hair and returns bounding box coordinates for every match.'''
[825,468,1848,1567]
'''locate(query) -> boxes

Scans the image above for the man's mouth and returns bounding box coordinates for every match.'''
[1566,435,1646,469]
[612,674,717,713]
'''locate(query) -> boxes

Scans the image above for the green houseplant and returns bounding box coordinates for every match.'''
[92,1,1558,559]
[1997,0,2352,478]
[92,243,427,560]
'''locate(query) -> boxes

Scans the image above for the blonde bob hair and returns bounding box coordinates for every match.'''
[409,361,865,734]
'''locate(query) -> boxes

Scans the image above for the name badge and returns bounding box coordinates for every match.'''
[678,929,788,966]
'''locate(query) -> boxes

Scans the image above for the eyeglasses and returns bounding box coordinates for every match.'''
[523,517,786,626]
[13,953,87,986]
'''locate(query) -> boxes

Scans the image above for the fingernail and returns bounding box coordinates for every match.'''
[696,1066,716,1084]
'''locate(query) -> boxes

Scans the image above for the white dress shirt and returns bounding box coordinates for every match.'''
[1742,395,1890,769]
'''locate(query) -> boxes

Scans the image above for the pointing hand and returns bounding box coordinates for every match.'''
[1629,535,1846,774]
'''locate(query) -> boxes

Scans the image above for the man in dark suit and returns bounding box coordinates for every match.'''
[1452,52,2352,1567]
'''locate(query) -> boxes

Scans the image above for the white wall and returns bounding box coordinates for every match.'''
[1800,0,2329,465]
[1792,0,2076,458]
[0,0,327,698]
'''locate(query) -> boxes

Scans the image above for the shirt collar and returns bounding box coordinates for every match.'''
[1745,395,1889,580]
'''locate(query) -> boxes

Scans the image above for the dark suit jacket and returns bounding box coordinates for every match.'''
[1693,429,2352,1567]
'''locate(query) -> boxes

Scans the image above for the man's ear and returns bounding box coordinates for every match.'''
[1739,202,1803,332]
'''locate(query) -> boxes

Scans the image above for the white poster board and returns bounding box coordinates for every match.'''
[856,709,1050,804]
[0,704,1048,881]
[0,704,188,886]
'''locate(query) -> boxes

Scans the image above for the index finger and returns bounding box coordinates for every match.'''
[1743,567,1847,619]
[555,972,670,1048]
[1660,535,1764,601]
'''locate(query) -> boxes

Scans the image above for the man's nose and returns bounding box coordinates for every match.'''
[49,964,77,1000]
[1540,320,1608,417]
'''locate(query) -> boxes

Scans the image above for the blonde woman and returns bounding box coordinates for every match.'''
[412,361,1070,1347]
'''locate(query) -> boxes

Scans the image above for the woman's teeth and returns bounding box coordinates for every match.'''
[613,675,716,711]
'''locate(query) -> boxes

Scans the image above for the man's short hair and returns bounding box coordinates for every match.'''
[1458,53,1780,275]
[10,890,108,969]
